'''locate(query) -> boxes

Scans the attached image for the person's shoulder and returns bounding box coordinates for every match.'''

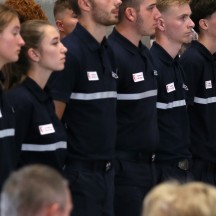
[108,33,123,50]
[108,34,136,63]
[6,84,33,107]
[61,31,82,53]
[181,46,202,61]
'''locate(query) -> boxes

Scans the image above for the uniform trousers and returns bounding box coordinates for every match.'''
[64,159,114,216]
[114,159,156,216]
[192,158,216,185]
[155,159,193,183]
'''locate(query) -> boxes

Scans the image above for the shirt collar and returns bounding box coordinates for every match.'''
[191,40,215,61]
[23,77,49,103]
[73,22,107,51]
[111,28,148,55]
[151,42,179,65]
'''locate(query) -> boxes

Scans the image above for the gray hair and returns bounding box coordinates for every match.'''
[1,165,69,216]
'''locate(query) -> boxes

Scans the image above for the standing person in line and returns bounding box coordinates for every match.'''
[150,0,194,182]
[6,20,68,173]
[54,0,78,39]
[0,3,24,190]
[1,165,73,216]
[47,0,122,216]
[107,1,160,216]
[180,0,216,185]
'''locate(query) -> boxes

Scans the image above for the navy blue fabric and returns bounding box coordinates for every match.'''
[0,79,17,190]
[108,29,158,216]
[108,28,159,152]
[180,41,216,163]
[48,23,117,160]
[6,77,67,172]
[64,164,115,216]
[114,160,156,216]
[47,23,117,216]
[155,161,193,183]
[150,42,191,161]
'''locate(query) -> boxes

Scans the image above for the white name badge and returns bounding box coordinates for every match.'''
[205,80,212,89]
[39,123,55,135]
[132,72,144,82]
[87,71,99,81]
[0,109,2,118]
[166,82,176,93]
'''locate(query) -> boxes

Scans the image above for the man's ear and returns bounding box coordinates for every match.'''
[56,20,64,32]
[125,7,137,22]
[78,0,91,12]
[157,17,165,31]
[199,19,208,31]
[28,48,40,62]
[46,203,62,216]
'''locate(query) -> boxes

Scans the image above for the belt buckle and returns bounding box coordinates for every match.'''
[105,161,112,172]
[178,159,189,171]
[152,154,156,162]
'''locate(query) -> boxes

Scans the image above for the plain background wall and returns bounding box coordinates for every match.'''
[0,0,151,47]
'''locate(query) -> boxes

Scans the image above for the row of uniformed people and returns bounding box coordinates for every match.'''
[1,1,216,216]
[45,1,216,216]
[47,1,216,216]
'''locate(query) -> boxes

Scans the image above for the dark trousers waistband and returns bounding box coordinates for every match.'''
[156,159,191,171]
[193,158,216,172]
[116,151,155,163]
[66,159,113,172]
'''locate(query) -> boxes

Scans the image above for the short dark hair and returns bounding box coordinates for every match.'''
[69,0,81,16]
[118,0,142,22]
[190,0,216,33]
[54,0,72,18]
[1,165,69,216]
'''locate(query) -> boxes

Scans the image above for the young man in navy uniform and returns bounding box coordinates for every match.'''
[48,0,122,216]
[180,0,216,185]
[150,0,194,182]
[108,1,161,216]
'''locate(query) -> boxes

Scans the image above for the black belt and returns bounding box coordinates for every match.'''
[66,159,113,172]
[116,151,155,163]
[193,158,216,172]
[157,159,191,171]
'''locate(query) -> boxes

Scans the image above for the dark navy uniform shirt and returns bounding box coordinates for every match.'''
[180,41,216,162]
[108,29,159,152]
[6,77,67,172]
[48,23,117,160]
[0,77,16,190]
[150,42,191,161]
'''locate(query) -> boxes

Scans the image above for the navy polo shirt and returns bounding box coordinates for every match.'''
[180,41,216,162]
[6,77,67,172]
[108,28,159,152]
[0,83,17,190]
[150,42,191,161]
[48,23,117,160]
